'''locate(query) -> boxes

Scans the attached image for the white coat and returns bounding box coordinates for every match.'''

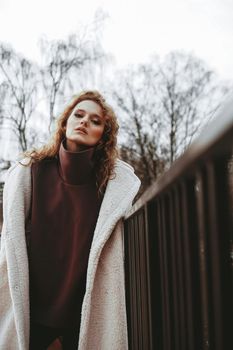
[0,158,140,350]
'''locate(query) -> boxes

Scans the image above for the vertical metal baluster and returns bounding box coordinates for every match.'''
[161,196,172,350]
[168,191,180,350]
[134,214,141,350]
[150,200,163,350]
[125,219,132,350]
[180,180,196,350]
[205,160,222,350]
[135,212,143,350]
[139,209,149,349]
[174,185,186,350]
[195,169,210,349]
[124,220,131,349]
[157,199,168,349]
[130,217,137,350]
[144,203,155,350]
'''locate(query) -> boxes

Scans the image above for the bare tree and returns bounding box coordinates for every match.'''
[111,64,166,189]
[0,81,7,127]
[110,52,230,191]
[0,13,109,156]
[39,29,106,131]
[155,51,229,164]
[0,44,40,151]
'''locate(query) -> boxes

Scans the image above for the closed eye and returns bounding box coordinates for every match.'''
[74,111,102,125]
[92,119,101,125]
[74,113,83,118]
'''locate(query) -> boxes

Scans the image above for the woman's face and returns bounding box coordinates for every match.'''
[65,100,105,152]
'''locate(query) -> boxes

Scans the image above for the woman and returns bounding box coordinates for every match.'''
[0,90,140,350]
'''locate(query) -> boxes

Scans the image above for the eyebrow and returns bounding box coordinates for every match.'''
[76,108,103,119]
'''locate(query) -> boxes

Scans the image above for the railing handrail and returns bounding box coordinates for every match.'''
[126,92,233,219]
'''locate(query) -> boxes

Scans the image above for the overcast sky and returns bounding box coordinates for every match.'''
[0,0,233,80]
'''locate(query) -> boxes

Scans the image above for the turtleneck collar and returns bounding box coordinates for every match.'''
[58,141,95,185]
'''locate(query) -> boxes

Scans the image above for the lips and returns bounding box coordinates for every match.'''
[75,127,88,134]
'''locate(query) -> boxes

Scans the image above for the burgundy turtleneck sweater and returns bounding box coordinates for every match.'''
[29,142,103,328]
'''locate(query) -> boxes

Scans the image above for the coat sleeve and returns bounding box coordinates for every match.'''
[0,161,31,350]
[0,164,22,349]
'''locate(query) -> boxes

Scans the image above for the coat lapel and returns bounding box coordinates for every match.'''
[81,159,140,316]
[78,160,140,349]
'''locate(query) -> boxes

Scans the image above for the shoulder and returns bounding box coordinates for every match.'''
[6,158,31,177]
[2,159,32,221]
[114,159,141,188]
[115,159,135,173]
[4,158,31,191]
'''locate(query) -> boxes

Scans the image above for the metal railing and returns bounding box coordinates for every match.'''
[124,95,233,350]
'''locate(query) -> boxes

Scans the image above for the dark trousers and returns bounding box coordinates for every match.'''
[29,323,79,350]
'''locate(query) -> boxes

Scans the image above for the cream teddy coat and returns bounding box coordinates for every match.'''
[0,158,140,350]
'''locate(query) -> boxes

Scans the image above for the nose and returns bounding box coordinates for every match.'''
[80,116,89,126]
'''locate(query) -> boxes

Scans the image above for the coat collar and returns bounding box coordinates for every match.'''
[92,160,140,245]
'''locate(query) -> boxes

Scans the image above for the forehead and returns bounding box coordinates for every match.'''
[74,100,103,117]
